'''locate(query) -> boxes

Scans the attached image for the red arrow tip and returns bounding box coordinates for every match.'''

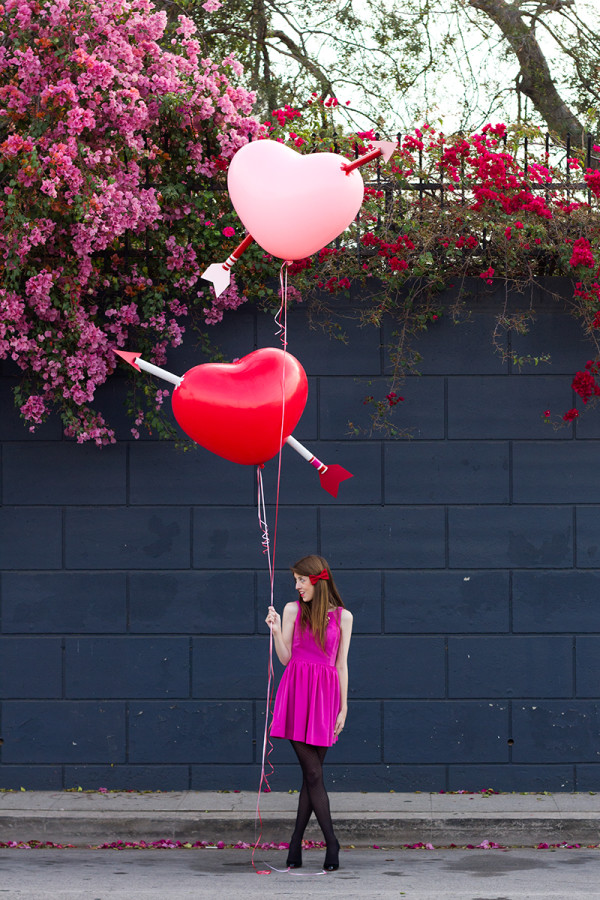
[319,465,353,498]
[371,140,397,163]
[114,350,141,372]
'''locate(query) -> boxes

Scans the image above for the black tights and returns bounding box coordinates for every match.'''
[288,740,336,850]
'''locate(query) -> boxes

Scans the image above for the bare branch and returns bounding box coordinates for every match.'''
[468,0,586,140]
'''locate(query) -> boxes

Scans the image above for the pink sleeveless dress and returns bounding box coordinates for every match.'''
[270,601,342,747]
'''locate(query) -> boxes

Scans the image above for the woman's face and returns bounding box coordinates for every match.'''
[293,572,315,603]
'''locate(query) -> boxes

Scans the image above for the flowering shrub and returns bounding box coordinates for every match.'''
[0,0,266,442]
[3,11,599,444]
[263,110,600,429]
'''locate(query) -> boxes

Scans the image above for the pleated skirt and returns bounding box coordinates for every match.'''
[270,658,340,747]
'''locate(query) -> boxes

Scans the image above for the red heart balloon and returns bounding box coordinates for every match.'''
[171,348,308,465]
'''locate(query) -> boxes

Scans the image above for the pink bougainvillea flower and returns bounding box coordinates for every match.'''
[1,0,261,443]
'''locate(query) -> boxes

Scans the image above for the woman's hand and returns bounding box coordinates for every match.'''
[265,605,281,635]
[334,709,347,739]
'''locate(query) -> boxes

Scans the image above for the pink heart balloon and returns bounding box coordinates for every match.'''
[227,139,364,260]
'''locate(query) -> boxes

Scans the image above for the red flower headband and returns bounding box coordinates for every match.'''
[309,569,329,585]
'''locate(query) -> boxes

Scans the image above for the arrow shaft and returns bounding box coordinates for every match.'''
[222,233,254,272]
[341,148,382,175]
[136,357,182,386]
[286,434,327,472]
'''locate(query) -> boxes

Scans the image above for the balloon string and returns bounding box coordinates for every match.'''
[252,467,276,875]
[271,261,288,599]
[274,262,289,349]
[252,262,290,874]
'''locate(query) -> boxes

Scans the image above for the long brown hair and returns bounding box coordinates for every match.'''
[291,554,344,649]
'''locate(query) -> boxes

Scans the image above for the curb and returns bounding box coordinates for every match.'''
[2,811,600,847]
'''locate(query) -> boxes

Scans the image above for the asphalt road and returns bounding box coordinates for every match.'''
[0,847,599,899]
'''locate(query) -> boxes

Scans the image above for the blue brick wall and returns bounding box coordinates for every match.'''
[2,279,600,793]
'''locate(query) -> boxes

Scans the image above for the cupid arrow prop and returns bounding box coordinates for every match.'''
[114,350,353,497]
[341,140,397,175]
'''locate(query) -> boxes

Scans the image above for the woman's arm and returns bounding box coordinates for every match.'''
[265,601,297,666]
[334,608,353,738]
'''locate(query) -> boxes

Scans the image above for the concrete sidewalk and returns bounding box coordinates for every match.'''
[1,791,600,847]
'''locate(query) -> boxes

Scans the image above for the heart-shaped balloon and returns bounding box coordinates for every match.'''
[171,348,308,465]
[227,140,364,260]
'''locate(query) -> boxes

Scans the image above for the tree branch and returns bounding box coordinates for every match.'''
[268,28,335,97]
[469,0,586,141]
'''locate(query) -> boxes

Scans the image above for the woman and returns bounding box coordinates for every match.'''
[265,554,353,872]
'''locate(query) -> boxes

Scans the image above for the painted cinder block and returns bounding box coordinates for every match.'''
[384,441,509,504]
[1,701,126,764]
[64,637,189,699]
[4,294,600,788]
[575,507,600,568]
[448,376,573,439]
[383,701,510,764]
[327,764,446,792]
[64,507,191,569]
[512,702,600,763]
[65,765,190,791]
[192,506,317,569]
[447,636,573,698]
[322,506,446,569]
[319,376,445,440]
[384,571,510,633]
[0,765,63,790]
[384,311,509,376]
[332,570,383,634]
[257,309,383,376]
[0,508,63,570]
[191,763,262,791]
[513,441,600,503]
[0,638,62,698]
[192,637,266,699]
[574,765,600,791]
[128,701,253,764]
[575,637,600,698]
[448,764,574,793]
[129,571,256,634]
[448,506,573,568]
[326,700,382,764]
[2,442,126,505]
[349,636,445,699]
[129,442,255,506]
[572,404,600,439]
[512,571,600,633]
[0,572,127,633]
[511,309,594,375]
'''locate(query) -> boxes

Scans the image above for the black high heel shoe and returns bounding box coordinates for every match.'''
[286,844,302,869]
[323,839,340,871]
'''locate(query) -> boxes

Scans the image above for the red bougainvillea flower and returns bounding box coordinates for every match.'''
[572,370,600,403]
[570,238,595,268]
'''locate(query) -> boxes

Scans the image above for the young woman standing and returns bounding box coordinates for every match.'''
[265,554,353,871]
